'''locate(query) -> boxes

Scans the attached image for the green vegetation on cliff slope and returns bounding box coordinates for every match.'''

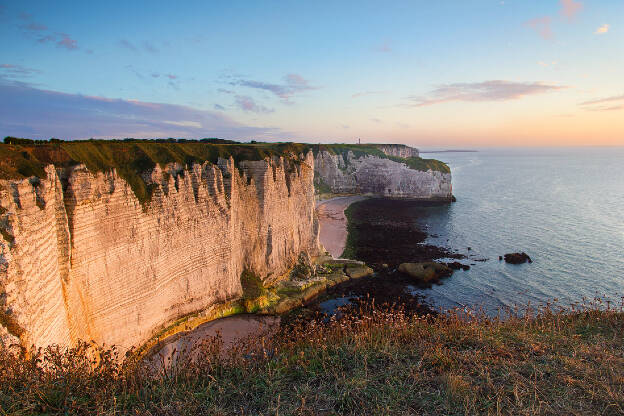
[1,300,622,415]
[391,155,451,174]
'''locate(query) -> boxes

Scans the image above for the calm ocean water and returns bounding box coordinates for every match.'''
[412,147,624,312]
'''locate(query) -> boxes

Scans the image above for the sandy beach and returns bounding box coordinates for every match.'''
[149,315,280,367]
[316,196,368,258]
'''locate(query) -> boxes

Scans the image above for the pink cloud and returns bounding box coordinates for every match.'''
[373,41,392,53]
[406,80,567,107]
[234,95,273,113]
[525,17,554,40]
[560,0,583,21]
[56,33,78,50]
[231,73,316,102]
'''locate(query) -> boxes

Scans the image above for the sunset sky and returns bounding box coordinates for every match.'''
[0,0,622,146]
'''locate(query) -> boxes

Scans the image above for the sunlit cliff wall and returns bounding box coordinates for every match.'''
[372,144,420,159]
[314,148,452,200]
[0,152,318,351]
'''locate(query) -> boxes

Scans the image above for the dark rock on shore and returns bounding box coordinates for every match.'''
[296,198,463,320]
[447,261,470,271]
[398,262,453,284]
[503,252,533,264]
[343,198,463,268]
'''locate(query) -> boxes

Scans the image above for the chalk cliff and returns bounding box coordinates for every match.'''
[0,140,452,352]
[0,151,318,351]
[372,143,420,159]
[314,145,452,200]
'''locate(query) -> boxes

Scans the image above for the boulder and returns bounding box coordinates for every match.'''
[447,261,470,271]
[398,262,452,283]
[345,264,374,279]
[503,252,533,264]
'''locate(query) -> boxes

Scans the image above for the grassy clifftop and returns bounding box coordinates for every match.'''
[1,302,622,415]
[0,138,310,181]
[1,139,449,180]
[0,138,309,206]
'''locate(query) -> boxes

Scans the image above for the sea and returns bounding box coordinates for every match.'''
[411,147,624,313]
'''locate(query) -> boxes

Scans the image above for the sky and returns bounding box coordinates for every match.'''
[0,0,622,146]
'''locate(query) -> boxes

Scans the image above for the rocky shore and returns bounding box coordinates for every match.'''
[304,197,466,317]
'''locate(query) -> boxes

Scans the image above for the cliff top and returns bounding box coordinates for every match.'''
[312,143,450,174]
[0,138,317,206]
[0,138,312,181]
[1,139,449,179]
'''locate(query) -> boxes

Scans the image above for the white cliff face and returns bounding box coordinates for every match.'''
[0,153,318,352]
[373,144,419,159]
[314,150,452,199]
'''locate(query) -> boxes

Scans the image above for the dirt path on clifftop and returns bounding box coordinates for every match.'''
[316,196,368,258]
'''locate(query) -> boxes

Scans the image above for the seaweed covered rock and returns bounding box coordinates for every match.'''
[503,252,533,264]
[398,262,453,284]
[447,261,470,271]
[345,264,374,279]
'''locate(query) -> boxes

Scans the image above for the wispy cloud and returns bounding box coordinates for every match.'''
[560,0,583,21]
[130,68,180,88]
[125,64,144,80]
[0,80,285,140]
[162,120,202,128]
[537,61,558,67]
[56,33,78,50]
[118,39,160,53]
[22,22,48,31]
[525,17,554,40]
[595,24,610,34]
[352,91,384,98]
[214,104,225,110]
[584,105,623,112]
[19,14,79,50]
[235,95,273,113]
[0,64,42,80]
[579,94,624,111]
[230,73,316,101]
[119,39,138,52]
[373,41,392,53]
[405,80,566,107]
[143,41,159,53]
[33,31,78,50]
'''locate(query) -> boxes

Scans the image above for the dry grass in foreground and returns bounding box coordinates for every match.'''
[1,298,623,415]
